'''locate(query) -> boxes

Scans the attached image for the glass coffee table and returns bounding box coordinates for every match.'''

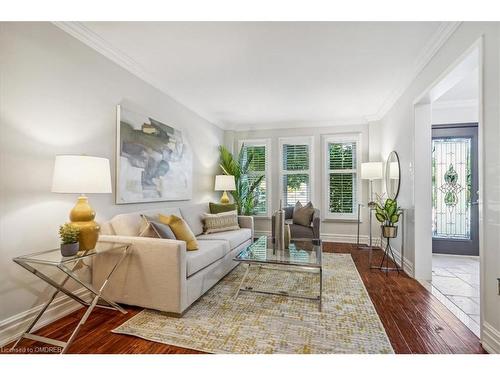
[234,236,323,311]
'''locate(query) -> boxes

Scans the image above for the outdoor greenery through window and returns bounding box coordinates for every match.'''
[280,139,311,206]
[241,142,268,215]
[326,137,359,219]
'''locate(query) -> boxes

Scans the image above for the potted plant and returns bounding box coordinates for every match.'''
[374,198,402,238]
[218,145,265,215]
[59,223,80,256]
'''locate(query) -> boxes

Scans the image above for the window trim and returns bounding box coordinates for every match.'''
[278,136,314,208]
[237,138,272,217]
[322,133,362,221]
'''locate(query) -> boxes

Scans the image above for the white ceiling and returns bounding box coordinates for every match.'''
[62,22,454,129]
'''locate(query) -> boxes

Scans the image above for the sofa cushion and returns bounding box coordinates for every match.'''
[203,210,240,234]
[110,207,181,236]
[209,202,237,214]
[159,214,198,251]
[197,228,252,249]
[186,240,229,277]
[180,203,209,236]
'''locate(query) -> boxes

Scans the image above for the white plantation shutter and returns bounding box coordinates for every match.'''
[324,135,360,219]
[279,138,313,207]
[240,140,270,216]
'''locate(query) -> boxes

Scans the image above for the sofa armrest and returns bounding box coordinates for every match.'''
[312,209,321,239]
[93,235,188,313]
[238,215,254,241]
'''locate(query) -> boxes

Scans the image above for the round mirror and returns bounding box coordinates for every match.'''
[385,151,401,200]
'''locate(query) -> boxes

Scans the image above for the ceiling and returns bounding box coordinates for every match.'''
[60,22,456,129]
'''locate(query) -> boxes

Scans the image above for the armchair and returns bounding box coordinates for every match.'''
[272,206,320,240]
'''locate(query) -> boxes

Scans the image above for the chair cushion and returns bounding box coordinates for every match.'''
[289,223,314,239]
[186,240,229,277]
[293,201,315,226]
[180,203,209,236]
[197,228,252,249]
[159,214,198,251]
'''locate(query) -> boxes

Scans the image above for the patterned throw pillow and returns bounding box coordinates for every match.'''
[159,214,199,251]
[209,202,238,214]
[292,201,315,226]
[203,210,240,234]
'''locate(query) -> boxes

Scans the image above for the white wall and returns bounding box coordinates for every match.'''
[377,22,500,353]
[432,102,479,124]
[0,22,223,331]
[230,123,378,242]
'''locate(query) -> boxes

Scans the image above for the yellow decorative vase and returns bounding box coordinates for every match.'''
[69,196,100,251]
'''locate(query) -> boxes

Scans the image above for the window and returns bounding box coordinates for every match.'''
[324,134,361,220]
[279,137,313,207]
[238,139,271,216]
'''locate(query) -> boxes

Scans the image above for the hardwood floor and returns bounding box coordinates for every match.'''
[2,243,486,354]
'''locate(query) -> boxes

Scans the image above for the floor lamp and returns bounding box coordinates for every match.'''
[358,162,383,249]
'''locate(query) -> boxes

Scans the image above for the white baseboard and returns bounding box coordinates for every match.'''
[380,238,414,276]
[0,288,91,348]
[482,322,500,353]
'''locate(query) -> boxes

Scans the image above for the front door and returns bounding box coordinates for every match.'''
[432,123,479,256]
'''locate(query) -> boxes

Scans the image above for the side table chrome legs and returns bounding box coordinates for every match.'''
[10,246,130,354]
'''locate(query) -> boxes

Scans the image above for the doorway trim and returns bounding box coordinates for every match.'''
[412,37,484,339]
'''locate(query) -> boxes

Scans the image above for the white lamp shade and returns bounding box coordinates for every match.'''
[214,175,236,191]
[52,155,112,194]
[361,162,383,180]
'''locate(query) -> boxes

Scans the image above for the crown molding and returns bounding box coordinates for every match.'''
[224,117,368,132]
[54,21,461,132]
[53,21,227,130]
[367,21,462,122]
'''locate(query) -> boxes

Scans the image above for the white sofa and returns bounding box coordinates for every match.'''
[92,203,254,316]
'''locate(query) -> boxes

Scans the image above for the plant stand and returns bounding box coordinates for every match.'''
[378,237,400,274]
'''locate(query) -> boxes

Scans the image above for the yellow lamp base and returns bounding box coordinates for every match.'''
[220,191,230,204]
[69,196,100,251]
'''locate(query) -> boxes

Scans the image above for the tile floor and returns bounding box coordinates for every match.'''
[430,254,480,336]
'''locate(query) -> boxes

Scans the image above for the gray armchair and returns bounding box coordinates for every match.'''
[272,206,320,240]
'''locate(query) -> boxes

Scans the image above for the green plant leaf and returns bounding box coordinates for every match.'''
[390,214,400,224]
[375,212,386,223]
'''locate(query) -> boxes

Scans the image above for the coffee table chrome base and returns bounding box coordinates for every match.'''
[234,264,323,311]
[9,246,130,354]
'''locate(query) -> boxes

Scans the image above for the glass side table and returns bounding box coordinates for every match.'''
[9,240,131,354]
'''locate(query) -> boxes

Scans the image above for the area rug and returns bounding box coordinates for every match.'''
[112,253,393,354]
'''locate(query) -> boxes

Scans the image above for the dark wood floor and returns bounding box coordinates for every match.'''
[2,243,486,354]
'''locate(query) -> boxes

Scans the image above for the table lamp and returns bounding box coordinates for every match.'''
[361,162,383,208]
[214,175,236,204]
[52,155,112,250]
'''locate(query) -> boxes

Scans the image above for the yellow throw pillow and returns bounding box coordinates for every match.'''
[159,214,199,251]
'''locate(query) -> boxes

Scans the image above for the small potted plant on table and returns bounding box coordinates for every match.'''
[59,223,80,257]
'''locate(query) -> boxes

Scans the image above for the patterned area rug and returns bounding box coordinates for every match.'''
[113,253,393,353]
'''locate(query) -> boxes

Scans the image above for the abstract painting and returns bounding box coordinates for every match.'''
[116,105,193,204]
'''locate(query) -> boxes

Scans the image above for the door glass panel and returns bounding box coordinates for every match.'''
[432,137,471,239]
